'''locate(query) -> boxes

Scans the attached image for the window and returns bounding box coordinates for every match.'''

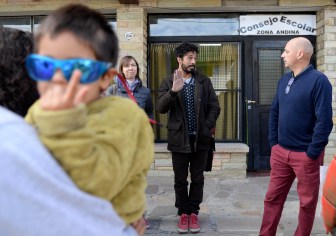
[0,17,31,32]
[149,14,242,142]
[106,16,117,33]
[33,16,45,33]
[150,43,241,142]
[149,14,239,36]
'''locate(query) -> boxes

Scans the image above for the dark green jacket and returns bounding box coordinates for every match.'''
[156,72,220,153]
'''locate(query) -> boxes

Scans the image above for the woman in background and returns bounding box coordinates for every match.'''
[106,55,153,119]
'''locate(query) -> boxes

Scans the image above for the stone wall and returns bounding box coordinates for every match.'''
[150,143,249,178]
[117,6,148,83]
[317,6,336,164]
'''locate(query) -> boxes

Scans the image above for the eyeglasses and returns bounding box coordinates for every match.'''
[25,54,113,84]
[285,77,294,94]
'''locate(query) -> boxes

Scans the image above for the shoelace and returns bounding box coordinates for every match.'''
[190,215,198,224]
[116,73,161,126]
[181,215,189,225]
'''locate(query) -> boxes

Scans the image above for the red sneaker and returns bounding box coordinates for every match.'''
[177,214,189,233]
[189,213,200,233]
[144,218,150,229]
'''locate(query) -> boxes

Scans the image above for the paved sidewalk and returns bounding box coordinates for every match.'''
[145,175,326,235]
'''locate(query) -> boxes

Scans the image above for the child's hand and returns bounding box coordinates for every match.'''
[39,69,88,111]
[131,217,146,236]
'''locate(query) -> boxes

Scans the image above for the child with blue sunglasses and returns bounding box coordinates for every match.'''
[25,4,153,234]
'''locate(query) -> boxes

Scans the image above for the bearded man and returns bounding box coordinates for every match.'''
[157,41,220,234]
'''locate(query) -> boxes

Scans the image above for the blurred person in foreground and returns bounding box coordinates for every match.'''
[25,4,153,234]
[259,37,333,236]
[0,106,140,236]
[0,27,140,236]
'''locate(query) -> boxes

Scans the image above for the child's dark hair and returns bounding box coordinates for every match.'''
[35,4,118,66]
[0,27,39,117]
[174,41,199,58]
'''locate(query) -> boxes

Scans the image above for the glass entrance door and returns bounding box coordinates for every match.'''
[149,43,241,142]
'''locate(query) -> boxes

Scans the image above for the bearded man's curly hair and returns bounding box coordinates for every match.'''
[0,27,39,116]
[174,41,199,58]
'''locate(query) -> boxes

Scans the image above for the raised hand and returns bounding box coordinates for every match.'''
[39,69,88,111]
[172,69,184,92]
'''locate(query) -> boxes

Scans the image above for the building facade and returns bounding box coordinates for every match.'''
[1,0,335,177]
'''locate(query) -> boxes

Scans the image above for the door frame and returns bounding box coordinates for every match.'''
[244,36,316,171]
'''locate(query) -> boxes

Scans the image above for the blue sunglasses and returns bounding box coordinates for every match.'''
[25,54,113,84]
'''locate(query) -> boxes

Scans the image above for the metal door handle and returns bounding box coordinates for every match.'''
[247,100,256,104]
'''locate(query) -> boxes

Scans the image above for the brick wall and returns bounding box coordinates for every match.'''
[117,6,148,83]
[150,144,248,178]
[317,6,336,164]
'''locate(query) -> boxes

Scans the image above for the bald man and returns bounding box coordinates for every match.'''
[259,37,333,236]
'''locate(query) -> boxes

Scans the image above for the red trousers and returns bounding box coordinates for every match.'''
[259,144,323,236]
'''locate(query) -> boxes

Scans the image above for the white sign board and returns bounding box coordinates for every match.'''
[239,15,316,36]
